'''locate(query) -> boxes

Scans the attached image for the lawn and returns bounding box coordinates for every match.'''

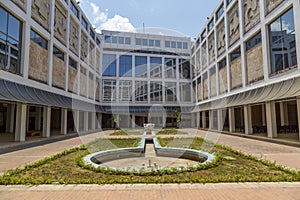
[156,129,189,135]
[110,129,144,136]
[0,138,299,185]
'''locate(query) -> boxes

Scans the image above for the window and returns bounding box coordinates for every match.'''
[183,42,188,49]
[142,39,148,46]
[119,55,132,77]
[119,37,124,44]
[171,41,176,48]
[165,58,177,79]
[165,82,177,102]
[112,36,118,44]
[201,31,206,41]
[177,42,182,49]
[155,40,160,47]
[0,6,22,74]
[230,48,241,62]
[269,9,297,74]
[96,38,101,46]
[119,80,132,101]
[125,37,131,45]
[70,1,79,18]
[105,35,111,43]
[150,57,162,78]
[103,80,116,101]
[216,4,224,21]
[135,81,148,102]
[136,38,142,45]
[102,54,116,76]
[135,56,147,77]
[227,0,233,6]
[165,41,170,48]
[53,46,64,61]
[208,19,214,32]
[69,57,77,69]
[150,82,163,102]
[179,59,190,79]
[180,82,191,102]
[30,30,48,49]
[218,58,226,70]
[149,39,154,47]
[90,28,95,39]
[246,32,261,51]
[80,67,86,75]
[81,18,88,30]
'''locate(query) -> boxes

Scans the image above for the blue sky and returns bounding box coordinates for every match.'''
[78,0,220,38]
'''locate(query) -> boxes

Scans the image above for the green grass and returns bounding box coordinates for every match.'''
[156,129,189,135]
[110,129,144,136]
[0,138,299,185]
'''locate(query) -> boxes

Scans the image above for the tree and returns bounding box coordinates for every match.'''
[173,109,181,128]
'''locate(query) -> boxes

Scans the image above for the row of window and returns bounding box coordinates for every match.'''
[102,80,191,102]
[102,54,191,79]
[194,8,297,78]
[136,38,161,47]
[105,35,131,45]
[165,40,188,49]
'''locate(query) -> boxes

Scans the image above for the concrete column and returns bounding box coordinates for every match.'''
[209,110,213,130]
[42,106,51,138]
[202,111,206,129]
[97,113,102,129]
[91,112,96,130]
[196,112,200,128]
[191,113,196,128]
[279,102,288,126]
[73,110,80,133]
[244,105,253,135]
[162,113,167,128]
[61,108,68,135]
[84,112,89,131]
[6,104,15,133]
[15,103,27,142]
[229,107,235,133]
[35,107,42,131]
[262,105,266,126]
[131,115,136,129]
[217,109,223,131]
[266,101,277,138]
[297,99,300,141]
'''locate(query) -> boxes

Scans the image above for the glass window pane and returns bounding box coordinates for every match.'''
[150,57,162,78]
[120,55,132,77]
[8,14,20,41]
[102,54,116,76]
[0,7,7,33]
[135,56,147,77]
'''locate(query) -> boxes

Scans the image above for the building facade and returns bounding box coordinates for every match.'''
[191,0,300,141]
[0,0,193,143]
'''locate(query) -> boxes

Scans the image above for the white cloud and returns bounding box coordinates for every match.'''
[88,2,136,33]
[101,15,136,32]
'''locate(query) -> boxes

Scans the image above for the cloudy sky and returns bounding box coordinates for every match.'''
[77,0,219,38]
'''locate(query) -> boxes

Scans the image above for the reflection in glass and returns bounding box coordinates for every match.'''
[269,9,297,74]
[180,82,191,102]
[135,56,147,77]
[150,82,163,102]
[103,80,116,102]
[0,6,22,74]
[165,58,177,79]
[135,81,148,102]
[150,57,162,78]
[119,80,132,102]
[119,55,132,77]
[179,59,191,79]
[165,82,177,102]
[102,54,117,76]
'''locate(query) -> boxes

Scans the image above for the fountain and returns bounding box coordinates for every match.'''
[83,127,216,173]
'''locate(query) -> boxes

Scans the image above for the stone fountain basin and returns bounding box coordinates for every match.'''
[83,133,216,172]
